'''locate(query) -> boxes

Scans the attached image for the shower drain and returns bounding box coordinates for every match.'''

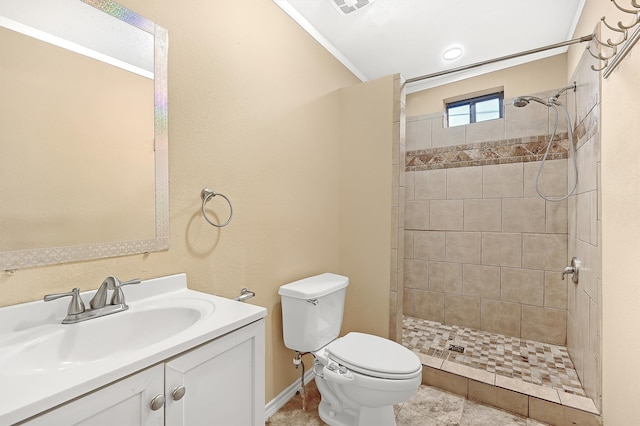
[448,344,465,354]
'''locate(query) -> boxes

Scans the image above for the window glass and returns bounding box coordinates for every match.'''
[448,104,470,127]
[446,92,503,127]
[475,98,500,122]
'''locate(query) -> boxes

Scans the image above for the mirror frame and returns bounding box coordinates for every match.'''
[0,0,169,270]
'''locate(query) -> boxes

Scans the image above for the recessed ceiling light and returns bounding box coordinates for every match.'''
[443,46,463,61]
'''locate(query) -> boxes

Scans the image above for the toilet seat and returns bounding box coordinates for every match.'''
[325,332,422,380]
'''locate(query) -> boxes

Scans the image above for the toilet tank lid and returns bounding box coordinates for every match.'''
[278,273,349,299]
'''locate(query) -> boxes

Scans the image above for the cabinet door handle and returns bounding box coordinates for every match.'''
[150,394,166,411]
[172,385,186,401]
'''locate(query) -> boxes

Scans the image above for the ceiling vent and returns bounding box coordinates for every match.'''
[330,0,375,15]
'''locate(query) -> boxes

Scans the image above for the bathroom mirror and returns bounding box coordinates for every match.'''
[0,0,168,270]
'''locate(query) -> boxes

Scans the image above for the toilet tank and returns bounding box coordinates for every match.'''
[278,273,349,352]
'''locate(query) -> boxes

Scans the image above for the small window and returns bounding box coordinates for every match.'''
[446,92,503,127]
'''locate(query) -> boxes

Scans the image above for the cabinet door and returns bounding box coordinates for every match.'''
[22,364,165,426]
[165,319,265,426]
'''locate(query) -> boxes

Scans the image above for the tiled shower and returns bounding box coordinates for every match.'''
[399,45,602,418]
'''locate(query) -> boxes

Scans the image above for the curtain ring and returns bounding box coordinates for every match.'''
[201,188,233,227]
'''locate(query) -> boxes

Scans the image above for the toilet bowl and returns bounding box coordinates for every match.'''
[278,273,422,426]
[312,332,422,426]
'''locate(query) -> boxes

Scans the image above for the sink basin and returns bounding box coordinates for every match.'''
[0,297,215,376]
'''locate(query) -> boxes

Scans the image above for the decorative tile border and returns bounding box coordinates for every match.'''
[406,133,569,171]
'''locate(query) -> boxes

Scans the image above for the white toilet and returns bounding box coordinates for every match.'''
[278,273,422,426]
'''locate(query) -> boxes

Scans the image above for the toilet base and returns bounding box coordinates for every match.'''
[318,399,396,426]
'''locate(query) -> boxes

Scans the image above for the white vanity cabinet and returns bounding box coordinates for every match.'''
[22,319,265,426]
[164,318,265,425]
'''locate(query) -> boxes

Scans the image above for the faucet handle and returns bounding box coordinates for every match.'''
[111,278,141,305]
[44,288,86,315]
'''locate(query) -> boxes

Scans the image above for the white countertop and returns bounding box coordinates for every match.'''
[0,273,267,425]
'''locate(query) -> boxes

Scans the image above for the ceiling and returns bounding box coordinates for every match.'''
[274,0,587,93]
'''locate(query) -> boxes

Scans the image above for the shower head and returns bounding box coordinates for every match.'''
[513,97,530,108]
[512,96,552,108]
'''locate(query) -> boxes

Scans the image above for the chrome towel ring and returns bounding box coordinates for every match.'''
[201,188,233,227]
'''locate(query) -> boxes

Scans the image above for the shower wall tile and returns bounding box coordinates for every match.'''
[481,299,521,337]
[500,267,544,306]
[432,118,465,148]
[404,230,414,259]
[428,261,462,294]
[589,298,599,359]
[575,192,592,244]
[522,234,567,271]
[574,48,600,126]
[465,117,505,144]
[582,353,598,415]
[444,294,481,329]
[405,171,415,201]
[405,200,429,230]
[445,232,481,264]
[482,163,523,199]
[502,198,546,233]
[544,271,567,310]
[576,135,598,194]
[390,249,397,291]
[414,231,446,261]
[404,259,428,290]
[505,101,549,139]
[430,200,463,230]
[463,264,501,300]
[521,305,566,345]
[463,199,502,232]
[391,207,398,250]
[446,166,482,199]
[414,169,446,200]
[546,199,568,234]
[481,232,522,267]
[524,160,567,198]
[406,115,432,151]
[411,289,444,323]
[567,195,577,238]
[576,239,599,303]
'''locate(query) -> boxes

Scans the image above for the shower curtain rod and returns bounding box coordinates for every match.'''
[405,34,594,84]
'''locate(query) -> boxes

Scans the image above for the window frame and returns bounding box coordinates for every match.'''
[446,92,504,127]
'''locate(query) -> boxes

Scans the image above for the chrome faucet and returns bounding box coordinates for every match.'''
[90,276,141,309]
[561,257,580,284]
[44,276,141,324]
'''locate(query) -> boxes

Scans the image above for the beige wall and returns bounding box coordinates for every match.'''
[338,75,395,338]
[407,54,568,117]
[0,0,397,404]
[600,51,640,425]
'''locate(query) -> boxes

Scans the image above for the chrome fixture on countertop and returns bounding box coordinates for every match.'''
[44,276,140,324]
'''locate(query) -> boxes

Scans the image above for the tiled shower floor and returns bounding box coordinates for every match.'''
[403,316,586,397]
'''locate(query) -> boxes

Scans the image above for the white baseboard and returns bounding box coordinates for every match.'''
[265,368,315,420]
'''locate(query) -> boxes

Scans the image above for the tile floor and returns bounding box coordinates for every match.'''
[266,379,549,426]
[403,316,585,396]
